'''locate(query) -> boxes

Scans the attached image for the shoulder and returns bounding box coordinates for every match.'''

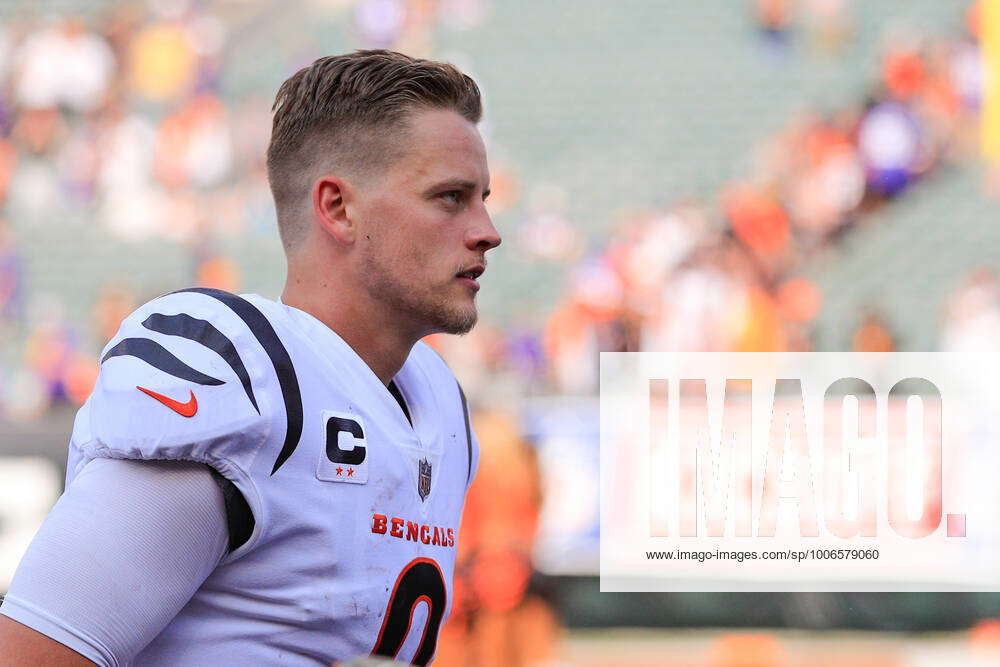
[78,288,292,471]
[100,288,282,384]
[408,341,472,425]
[409,340,475,411]
[408,340,458,383]
[408,340,472,403]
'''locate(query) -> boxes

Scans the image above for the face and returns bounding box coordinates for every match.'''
[352,108,501,337]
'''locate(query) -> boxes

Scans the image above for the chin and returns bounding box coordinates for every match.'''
[439,312,478,336]
[432,304,478,336]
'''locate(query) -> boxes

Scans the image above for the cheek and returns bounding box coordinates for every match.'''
[396,219,452,262]
[365,202,453,273]
[376,228,432,277]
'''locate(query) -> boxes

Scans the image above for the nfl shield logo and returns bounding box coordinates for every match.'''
[418,458,432,501]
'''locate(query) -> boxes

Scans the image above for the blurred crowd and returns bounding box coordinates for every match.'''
[0,0,994,420]
[438,1,992,398]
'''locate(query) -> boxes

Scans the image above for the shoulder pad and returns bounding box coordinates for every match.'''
[84,289,282,468]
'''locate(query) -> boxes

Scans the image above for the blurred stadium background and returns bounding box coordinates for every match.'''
[2,0,1000,664]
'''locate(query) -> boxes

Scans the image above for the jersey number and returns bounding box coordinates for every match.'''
[371,557,447,665]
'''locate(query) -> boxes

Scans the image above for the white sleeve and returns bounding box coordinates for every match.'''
[0,457,228,667]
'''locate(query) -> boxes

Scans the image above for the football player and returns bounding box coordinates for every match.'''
[0,50,500,666]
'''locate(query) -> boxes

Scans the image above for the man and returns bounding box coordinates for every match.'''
[0,49,501,665]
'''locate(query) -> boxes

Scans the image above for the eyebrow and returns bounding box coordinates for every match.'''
[423,179,491,199]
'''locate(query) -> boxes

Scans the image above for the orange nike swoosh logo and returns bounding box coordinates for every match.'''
[136,386,198,417]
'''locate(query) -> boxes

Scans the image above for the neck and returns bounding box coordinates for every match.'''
[281,267,418,385]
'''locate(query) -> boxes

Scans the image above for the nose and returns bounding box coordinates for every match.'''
[466,208,502,253]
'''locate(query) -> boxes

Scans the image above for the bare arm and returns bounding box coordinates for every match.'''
[0,615,95,666]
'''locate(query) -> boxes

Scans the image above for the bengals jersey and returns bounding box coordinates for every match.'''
[66,287,478,665]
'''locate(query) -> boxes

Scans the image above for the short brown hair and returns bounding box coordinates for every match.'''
[266,50,482,252]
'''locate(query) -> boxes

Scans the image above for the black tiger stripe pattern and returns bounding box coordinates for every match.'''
[101,338,224,386]
[173,288,303,476]
[141,312,260,414]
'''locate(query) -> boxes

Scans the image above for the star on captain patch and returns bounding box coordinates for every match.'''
[418,457,432,501]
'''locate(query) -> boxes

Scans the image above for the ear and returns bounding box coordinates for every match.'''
[312,175,356,245]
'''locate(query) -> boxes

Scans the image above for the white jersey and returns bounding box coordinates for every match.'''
[66,288,478,665]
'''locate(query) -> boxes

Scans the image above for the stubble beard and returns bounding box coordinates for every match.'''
[362,250,478,337]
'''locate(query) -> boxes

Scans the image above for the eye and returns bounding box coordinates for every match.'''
[438,190,463,206]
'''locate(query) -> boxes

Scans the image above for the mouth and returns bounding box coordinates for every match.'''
[455,264,485,291]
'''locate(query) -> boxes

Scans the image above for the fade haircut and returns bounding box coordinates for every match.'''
[266,50,483,253]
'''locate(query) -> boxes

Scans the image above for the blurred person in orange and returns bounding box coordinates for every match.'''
[852,310,896,352]
[543,262,626,393]
[882,44,927,102]
[731,284,787,352]
[195,254,241,293]
[435,408,560,667]
[723,184,791,263]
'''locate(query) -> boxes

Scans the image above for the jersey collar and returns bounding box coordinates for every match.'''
[276,298,428,441]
